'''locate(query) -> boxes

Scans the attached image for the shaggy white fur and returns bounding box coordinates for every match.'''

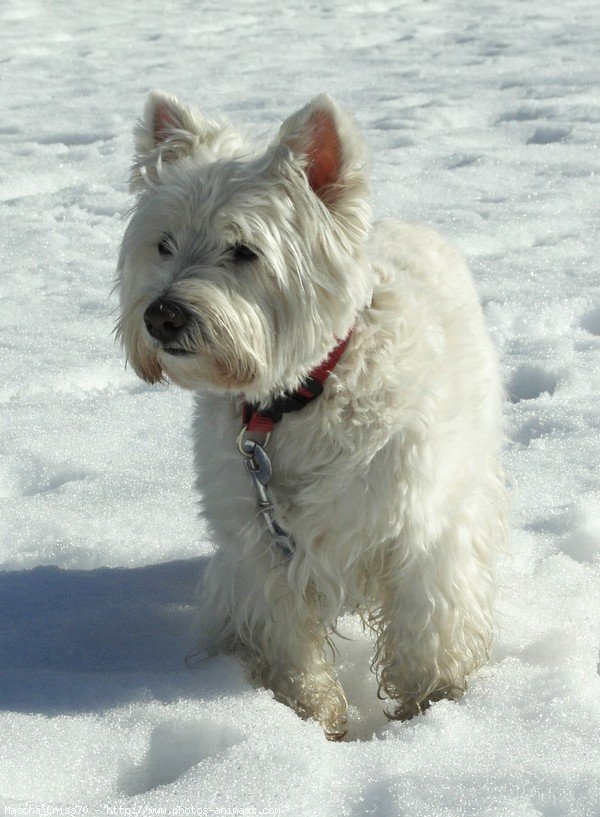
[116,91,509,737]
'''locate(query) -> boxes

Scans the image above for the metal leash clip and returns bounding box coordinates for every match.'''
[237,433,295,559]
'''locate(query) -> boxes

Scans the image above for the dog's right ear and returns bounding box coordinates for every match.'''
[134,90,220,155]
[131,91,223,191]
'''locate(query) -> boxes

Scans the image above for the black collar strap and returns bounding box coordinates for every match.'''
[241,329,352,439]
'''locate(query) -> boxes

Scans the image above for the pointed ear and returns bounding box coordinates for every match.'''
[277,93,369,208]
[130,91,232,192]
[134,90,220,156]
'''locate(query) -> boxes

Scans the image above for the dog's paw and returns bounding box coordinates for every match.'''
[324,727,348,742]
[385,686,463,722]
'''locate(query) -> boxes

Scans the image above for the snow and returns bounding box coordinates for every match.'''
[1,0,599,815]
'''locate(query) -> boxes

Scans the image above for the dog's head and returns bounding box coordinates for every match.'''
[115,91,373,400]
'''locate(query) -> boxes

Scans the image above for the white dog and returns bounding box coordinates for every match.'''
[116,91,509,738]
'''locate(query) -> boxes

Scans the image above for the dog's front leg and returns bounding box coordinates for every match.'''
[197,546,347,736]
[371,528,496,720]
[253,575,349,738]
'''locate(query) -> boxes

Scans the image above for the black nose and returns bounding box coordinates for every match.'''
[143,299,188,344]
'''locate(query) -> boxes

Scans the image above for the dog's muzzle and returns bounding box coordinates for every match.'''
[144,299,190,350]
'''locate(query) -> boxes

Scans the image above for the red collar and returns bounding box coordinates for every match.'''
[242,329,352,438]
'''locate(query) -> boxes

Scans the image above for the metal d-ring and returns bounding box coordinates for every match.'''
[237,425,254,458]
[237,424,270,458]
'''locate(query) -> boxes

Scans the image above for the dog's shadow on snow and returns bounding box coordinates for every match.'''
[0,558,244,714]
[0,560,392,737]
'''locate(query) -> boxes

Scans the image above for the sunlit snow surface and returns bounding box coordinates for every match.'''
[1,1,600,815]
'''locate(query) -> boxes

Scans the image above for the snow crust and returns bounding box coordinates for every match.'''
[1,0,599,815]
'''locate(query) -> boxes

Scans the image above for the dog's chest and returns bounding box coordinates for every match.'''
[192,390,405,559]
[194,392,342,514]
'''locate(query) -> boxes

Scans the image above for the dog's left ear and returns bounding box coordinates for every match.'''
[277,94,369,209]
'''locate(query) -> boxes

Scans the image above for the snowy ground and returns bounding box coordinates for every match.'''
[1,0,600,815]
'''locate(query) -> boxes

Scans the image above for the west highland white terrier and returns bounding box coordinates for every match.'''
[116,91,509,738]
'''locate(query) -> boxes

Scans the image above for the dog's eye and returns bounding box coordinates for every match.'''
[157,237,173,257]
[231,243,258,264]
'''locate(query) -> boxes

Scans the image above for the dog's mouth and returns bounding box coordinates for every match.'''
[162,346,194,357]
